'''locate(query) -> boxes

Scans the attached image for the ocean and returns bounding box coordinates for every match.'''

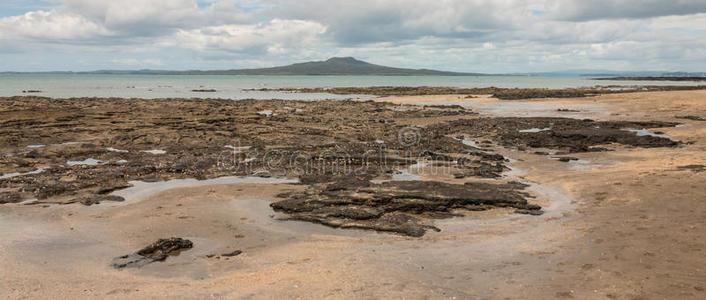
[0,74,701,100]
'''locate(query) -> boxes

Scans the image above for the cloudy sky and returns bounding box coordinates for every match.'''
[1,0,705,72]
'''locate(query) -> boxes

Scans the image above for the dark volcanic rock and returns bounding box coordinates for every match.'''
[0,96,683,241]
[515,209,544,216]
[72,195,125,206]
[137,238,193,260]
[112,238,193,269]
[676,165,705,173]
[271,180,540,237]
[222,250,243,257]
[438,117,680,153]
[111,254,152,269]
[0,192,22,204]
[0,97,481,206]
[675,115,706,121]
[492,88,588,100]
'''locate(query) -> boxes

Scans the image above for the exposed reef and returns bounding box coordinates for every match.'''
[245,86,706,100]
[0,96,681,236]
[594,77,706,82]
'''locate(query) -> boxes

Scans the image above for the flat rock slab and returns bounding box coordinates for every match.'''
[272,180,539,237]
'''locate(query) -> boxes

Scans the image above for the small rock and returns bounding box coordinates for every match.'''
[675,115,706,121]
[111,237,193,269]
[221,250,242,257]
[677,165,705,173]
[137,238,193,261]
[515,209,544,216]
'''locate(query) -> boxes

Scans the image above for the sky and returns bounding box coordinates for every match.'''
[0,0,705,73]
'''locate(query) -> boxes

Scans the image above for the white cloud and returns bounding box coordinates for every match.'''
[650,13,706,31]
[111,58,163,66]
[0,0,255,43]
[62,0,253,33]
[174,19,326,55]
[0,10,110,40]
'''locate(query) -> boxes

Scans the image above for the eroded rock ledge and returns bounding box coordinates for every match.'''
[272,179,535,237]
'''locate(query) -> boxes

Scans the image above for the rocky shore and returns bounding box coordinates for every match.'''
[595,76,706,81]
[1,90,705,299]
[245,85,706,99]
[0,95,683,236]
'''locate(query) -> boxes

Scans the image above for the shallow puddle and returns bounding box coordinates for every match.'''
[565,159,593,171]
[224,145,251,152]
[141,149,167,155]
[387,161,426,181]
[519,127,551,133]
[624,128,677,141]
[230,198,374,238]
[110,176,299,203]
[0,167,49,179]
[106,147,128,153]
[67,158,106,166]
[431,181,573,235]
[461,139,479,147]
[418,100,606,117]
[257,109,274,117]
[391,170,422,181]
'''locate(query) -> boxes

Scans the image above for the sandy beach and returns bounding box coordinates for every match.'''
[1,90,705,299]
[2,0,706,298]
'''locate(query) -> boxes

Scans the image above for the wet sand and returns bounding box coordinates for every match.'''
[1,90,705,298]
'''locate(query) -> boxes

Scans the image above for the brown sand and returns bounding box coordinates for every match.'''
[1,90,705,299]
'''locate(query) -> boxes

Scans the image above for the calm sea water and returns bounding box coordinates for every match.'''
[0,74,700,100]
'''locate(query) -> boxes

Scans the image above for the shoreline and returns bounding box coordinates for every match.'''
[594,76,706,81]
[1,90,705,298]
[246,85,706,99]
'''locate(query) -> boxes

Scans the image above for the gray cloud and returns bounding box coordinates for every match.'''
[264,0,522,45]
[550,0,706,21]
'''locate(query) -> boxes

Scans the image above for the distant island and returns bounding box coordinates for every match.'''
[1,57,488,76]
